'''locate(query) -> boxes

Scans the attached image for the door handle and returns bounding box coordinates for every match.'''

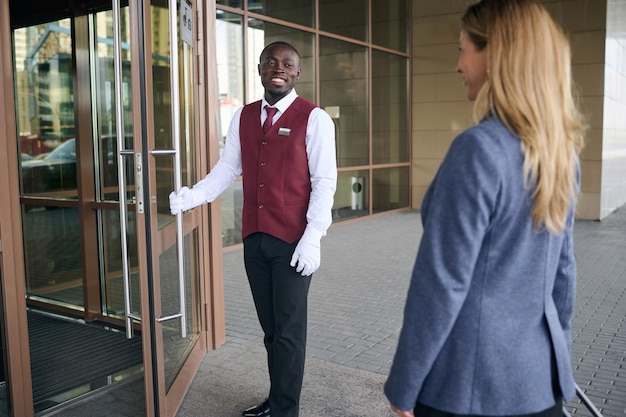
[112,0,140,338]
[154,0,187,338]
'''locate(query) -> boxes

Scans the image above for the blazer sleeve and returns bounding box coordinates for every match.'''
[384,127,502,411]
[552,162,579,347]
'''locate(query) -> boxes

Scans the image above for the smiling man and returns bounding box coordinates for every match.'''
[169,41,337,417]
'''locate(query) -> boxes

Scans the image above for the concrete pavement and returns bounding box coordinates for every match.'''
[177,207,626,417]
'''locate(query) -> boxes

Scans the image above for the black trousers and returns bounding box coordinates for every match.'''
[243,233,311,417]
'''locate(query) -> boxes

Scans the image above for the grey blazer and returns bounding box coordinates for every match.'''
[384,118,577,415]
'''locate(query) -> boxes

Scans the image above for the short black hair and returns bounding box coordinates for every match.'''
[259,41,301,60]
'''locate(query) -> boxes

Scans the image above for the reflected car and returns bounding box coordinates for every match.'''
[21,138,77,195]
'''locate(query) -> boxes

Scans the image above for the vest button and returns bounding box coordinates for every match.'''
[259,183,265,188]
[260,162,266,167]
[258,204,264,209]
[262,141,268,145]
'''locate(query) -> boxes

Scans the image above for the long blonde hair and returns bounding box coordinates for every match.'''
[462,0,586,233]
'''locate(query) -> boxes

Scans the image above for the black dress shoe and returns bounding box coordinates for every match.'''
[242,398,270,417]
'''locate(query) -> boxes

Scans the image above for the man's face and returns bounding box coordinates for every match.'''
[258,44,301,104]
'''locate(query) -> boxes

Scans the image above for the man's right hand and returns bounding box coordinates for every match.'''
[169,186,205,215]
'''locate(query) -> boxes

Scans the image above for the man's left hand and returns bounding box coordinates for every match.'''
[290,226,323,276]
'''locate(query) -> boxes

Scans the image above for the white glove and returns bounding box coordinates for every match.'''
[290,226,323,276]
[168,186,206,215]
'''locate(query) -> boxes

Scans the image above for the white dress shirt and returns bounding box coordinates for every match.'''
[192,89,337,236]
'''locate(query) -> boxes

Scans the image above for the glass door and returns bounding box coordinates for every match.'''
[13,10,148,414]
[133,0,206,414]
[11,0,207,415]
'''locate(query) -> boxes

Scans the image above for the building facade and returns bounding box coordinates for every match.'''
[0,0,624,416]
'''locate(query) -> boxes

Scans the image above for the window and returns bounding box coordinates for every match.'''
[216,0,410,245]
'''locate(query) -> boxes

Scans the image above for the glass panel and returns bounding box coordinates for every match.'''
[372,50,409,164]
[217,0,242,8]
[22,205,83,307]
[247,0,314,27]
[14,19,77,199]
[216,11,244,244]
[100,209,141,317]
[221,180,243,246]
[217,12,244,139]
[319,0,368,42]
[178,35,196,189]
[159,231,201,391]
[333,170,369,221]
[372,0,408,52]
[14,10,147,414]
[320,37,368,167]
[372,166,409,214]
[93,10,135,202]
[151,1,197,229]
[149,0,201,394]
[247,19,315,103]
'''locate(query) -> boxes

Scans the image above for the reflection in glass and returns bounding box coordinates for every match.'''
[159,231,201,391]
[93,9,135,202]
[12,7,149,415]
[151,1,197,229]
[247,19,315,102]
[20,138,77,196]
[320,37,368,167]
[217,0,242,8]
[217,12,244,152]
[22,206,83,306]
[214,0,411,233]
[372,50,409,164]
[333,170,369,221]
[372,166,409,214]
[372,0,408,52]
[100,209,140,318]
[216,12,245,246]
[319,0,367,41]
[149,0,202,393]
[247,0,313,28]
[14,19,77,199]
[221,180,244,246]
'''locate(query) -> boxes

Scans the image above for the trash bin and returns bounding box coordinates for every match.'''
[351,176,365,210]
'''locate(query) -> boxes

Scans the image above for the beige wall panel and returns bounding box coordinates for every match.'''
[577,191,601,219]
[580,128,604,161]
[412,158,442,187]
[412,0,466,17]
[409,0,626,219]
[580,160,603,193]
[412,74,438,102]
[412,14,461,46]
[570,31,607,65]
[580,96,606,130]
[412,130,439,159]
[413,101,472,131]
[436,73,468,101]
[413,73,467,103]
[573,64,606,97]
[544,0,607,32]
[412,44,458,75]
[411,185,429,208]
[436,130,462,158]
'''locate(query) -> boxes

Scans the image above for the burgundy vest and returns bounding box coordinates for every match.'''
[240,97,317,243]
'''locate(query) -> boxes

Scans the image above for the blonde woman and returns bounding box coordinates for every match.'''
[384,1,586,416]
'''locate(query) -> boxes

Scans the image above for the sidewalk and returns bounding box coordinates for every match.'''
[177,208,626,417]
